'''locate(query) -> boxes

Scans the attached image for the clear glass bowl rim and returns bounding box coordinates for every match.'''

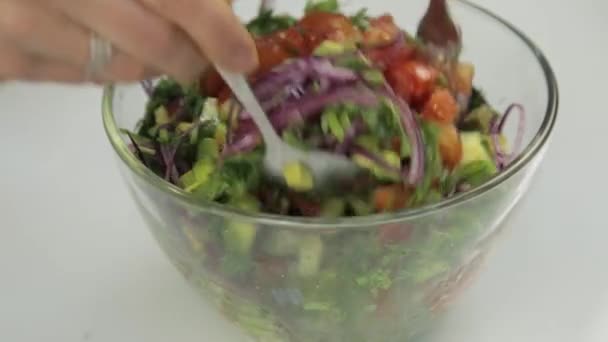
[102,0,559,230]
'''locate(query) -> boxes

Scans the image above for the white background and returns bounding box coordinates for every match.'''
[1,0,606,341]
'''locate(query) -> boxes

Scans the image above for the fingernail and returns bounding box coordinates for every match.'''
[225,42,259,74]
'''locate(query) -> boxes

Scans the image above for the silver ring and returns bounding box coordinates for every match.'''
[86,32,113,79]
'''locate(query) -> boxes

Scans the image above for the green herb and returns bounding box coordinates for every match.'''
[350,9,371,31]
[220,151,264,198]
[412,121,442,204]
[246,10,297,37]
[282,129,309,150]
[356,269,392,297]
[305,0,339,13]
[361,69,386,86]
[382,100,412,157]
[467,87,488,112]
[320,106,346,141]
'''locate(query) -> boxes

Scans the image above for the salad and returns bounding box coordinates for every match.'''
[124,1,525,341]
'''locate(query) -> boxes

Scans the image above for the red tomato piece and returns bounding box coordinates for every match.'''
[217,86,232,103]
[453,62,475,97]
[273,27,310,56]
[201,68,225,97]
[421,88,459,124]
[375,288,396,317]
[379,223,414,245]
[297,11,361,45]
[255,255,289,278]
[366,43,415,70]
[372,185,411,212]
[437,123,463,170]
[385,60,439,108]
[362,15,401,47]
[255,35,292,75]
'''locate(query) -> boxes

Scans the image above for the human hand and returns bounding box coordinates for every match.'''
[0,0,257,83]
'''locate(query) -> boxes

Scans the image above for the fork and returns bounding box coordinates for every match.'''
[416,0,462,62]
[217,69,359,190]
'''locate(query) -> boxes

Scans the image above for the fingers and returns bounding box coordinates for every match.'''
[139,0,258,73]
[0,0,88,67]
[41,0,206,82]
[0,0,160,82]
[0,42,83,82]
[0,38,155,83]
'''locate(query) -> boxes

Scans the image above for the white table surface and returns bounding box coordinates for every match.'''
[1,0,606,341]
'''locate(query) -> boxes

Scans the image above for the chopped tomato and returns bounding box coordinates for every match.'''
[437,123,463,169]
[255,255,289,278]
[362,15,401,47]
[453,62,475,97]
[201,68,224,97]
[421,88,459,124]
[375,288,396,317]
[366,43,415,70]
[385,60,439,108]
[379,223,414,245]
[217,86,232,103]
[372,185,411,212]
[255,35,292,76]
[297,11,361,46]
[273,27,311,56]
[289,194,322,217]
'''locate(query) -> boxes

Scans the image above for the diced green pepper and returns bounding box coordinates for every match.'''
[297,235,324,277]
[321,198,346,217]
[180,159,216,192]
[313,40,355,56]
[224,222,257,255]
[176,122,193,133]
[336,55,371,71]
[197,137,219,161]
[355,134,379,152]
[223,196,260,255]
[158,128,170,143]
[460,132,494,165]
[352,150,401,181]
[361,69,386,86]
[154,106,170,125]
[348,197,373,216]
[262,230,301,256]
[283,161,314,191]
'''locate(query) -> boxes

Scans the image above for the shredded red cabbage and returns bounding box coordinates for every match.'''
[126,132,149,167]
[269,84,378,128]
[490,103,525,170]
[253,57,358,102]
[160,143,181,183]
[227,84,379,154]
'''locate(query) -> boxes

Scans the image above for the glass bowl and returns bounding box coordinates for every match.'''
[102,0,558,341]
